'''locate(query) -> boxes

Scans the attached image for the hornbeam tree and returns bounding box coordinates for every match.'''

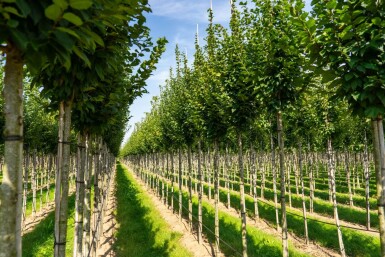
[296,0,385,254]
[252,0,307,256]
[31,1,166,256]
[0,1,100,256]
[221,2,261,256]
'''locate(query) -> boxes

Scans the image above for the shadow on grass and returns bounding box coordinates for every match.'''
[22,194,76,257]
[114,164,190,257]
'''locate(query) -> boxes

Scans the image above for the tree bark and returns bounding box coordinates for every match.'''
[187,145,193,232]
[363,131,371,230]
[22,148,29,226]
[214,139,220,256]
[238,132,248,257]
[54,100,73,257]
[371,117,385,255]
[178,148,183,221]
[345,150,354,207]
[277,111,289,257]
[32,150,37,217]
[298,142,309,244]
[0,43,24,257]
[225,145,231,209]
[82,136,92,256]
[270,132,280,230]
[250,144,259,220]
[197,141,203,244]
[73,134,86,257]
[327,138,346,257]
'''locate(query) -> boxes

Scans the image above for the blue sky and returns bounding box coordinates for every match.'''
[123,0,311,143]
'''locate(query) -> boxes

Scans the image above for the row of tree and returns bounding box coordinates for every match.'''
[121,0,385,256]
[0,1,166,257]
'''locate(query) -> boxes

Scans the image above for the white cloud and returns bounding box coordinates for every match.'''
[149,0,231,24]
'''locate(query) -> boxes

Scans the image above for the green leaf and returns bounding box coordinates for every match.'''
[326,0,337,9]
[372,17,381,26]
[15,0,30,17]
[53,0,68,9]
[340,12,351,23]
[3,6,21,17]
[45,4,62,21]
[9,29,28,50]
[84,30,104,46]
[69,0,92,10]
[53,30,75,50]
[56,27,80,39]
[6,19,19,28]
[340,25,353,40]
[63,12,83,26]
[73,46,91,67]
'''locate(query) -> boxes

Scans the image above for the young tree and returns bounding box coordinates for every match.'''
[296,0,385,253]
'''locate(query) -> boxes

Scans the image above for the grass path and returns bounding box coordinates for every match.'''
[22,194,76,257]
[114,163,193,257]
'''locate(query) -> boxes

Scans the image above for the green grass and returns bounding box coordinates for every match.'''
[115,163,193,257]
[148,171,380,256]
[212,184,381,257]
[22,193,76,257]
[215,178,379,229]
[143,171,310,257]
[25,185,56,217]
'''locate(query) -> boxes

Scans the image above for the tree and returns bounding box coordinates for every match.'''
[296,0,385,254]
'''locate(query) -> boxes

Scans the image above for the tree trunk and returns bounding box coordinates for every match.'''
[213,139,220,256]
[171,151,174,211]
[187,145,193,232]
[250,144,259,220]
[178,148,183,221]
[22,148,29,226]
[47,155,53,206]
[298,142,309,244]
[196,141,202,244]
[92,138,102,257]
[54,100,73,257]
[277,111,289,257]
[225,145,231,209]
[73,134,86,257]
[309,152,314,213]
[327,138,346,257]
[82,136,92,256]
[0,43,24,257]
[270,132,280,230]
[32,150,37,217]
[345,150,354,207]
[208,148,212,201]
[363,131,371,230]
[238,132,248,257]
[371,117,385,255]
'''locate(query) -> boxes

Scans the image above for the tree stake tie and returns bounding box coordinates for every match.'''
[4,135,23,141]
[58,140,72,145]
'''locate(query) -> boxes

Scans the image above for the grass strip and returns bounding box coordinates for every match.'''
[115,163,192,257]
[215,178,379,229]
[146,171,380,256]
[22,193,76,257]
[141,170,311,257]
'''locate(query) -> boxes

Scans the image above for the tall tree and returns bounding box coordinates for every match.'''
[296,0,385,254]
